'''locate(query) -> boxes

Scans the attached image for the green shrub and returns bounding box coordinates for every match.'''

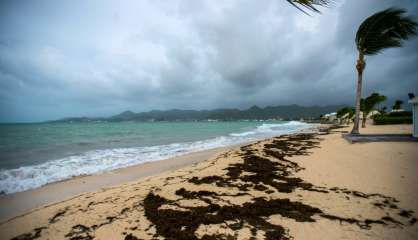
[387,111,412,117]
[373,115,412,125]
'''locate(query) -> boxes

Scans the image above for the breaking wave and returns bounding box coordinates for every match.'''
[0,121,312,194]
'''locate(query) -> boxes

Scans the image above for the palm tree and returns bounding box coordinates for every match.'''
[360,93,387,128]
[286,0,332,14]
[392,99,404,110]
[351,8,418,134]
[337,107,355,124]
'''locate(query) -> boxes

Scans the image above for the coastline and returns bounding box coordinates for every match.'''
[0,121,313,196]
[0,145,233,223]
[0,124,417,239]
[0,124,318,223]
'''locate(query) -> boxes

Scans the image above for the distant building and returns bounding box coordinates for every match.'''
[322,112,337,122]
[367,110,381,118]
[408,96,418,138]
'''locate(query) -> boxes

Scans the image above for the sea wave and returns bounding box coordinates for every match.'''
[0,121,312,194]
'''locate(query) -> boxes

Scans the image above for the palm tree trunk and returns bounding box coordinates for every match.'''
[351,51,365,135]
[362,113,367,128]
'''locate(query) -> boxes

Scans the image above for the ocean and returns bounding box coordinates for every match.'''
[0,121,312,194]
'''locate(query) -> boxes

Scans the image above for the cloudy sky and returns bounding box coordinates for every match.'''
[1,0,417,122]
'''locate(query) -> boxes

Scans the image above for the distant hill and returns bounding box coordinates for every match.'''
[51,104,345,122]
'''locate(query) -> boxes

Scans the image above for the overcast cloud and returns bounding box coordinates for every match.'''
[0,0,417,122]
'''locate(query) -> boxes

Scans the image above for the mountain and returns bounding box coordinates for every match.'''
[51,104,345,122]
[110,110,136,121]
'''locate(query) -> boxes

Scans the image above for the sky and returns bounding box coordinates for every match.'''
[0,0,417,122]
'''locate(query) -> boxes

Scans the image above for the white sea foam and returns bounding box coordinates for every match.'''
[0,121,312,194]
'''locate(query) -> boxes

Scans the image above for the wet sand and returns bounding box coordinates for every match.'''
[0,124,417,239]
[0,146,230,223]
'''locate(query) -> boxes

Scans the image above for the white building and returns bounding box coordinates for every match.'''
[322,112,337,122]
[409,97,418,138]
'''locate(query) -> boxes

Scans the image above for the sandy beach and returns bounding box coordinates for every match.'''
[0,146,233,223]
[0,124,417,240]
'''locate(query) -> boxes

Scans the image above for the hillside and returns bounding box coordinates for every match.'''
[52,104,345,122]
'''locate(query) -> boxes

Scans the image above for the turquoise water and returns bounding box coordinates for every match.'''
[0,121,269,169]
[0,121,311,194]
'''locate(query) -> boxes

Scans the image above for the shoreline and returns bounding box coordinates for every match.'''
[0,125,319,223]
[0,121,315,196]
[1,124,416,239]
[0,145,231,223]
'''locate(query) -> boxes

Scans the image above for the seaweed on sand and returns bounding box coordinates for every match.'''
[9,127,417,240]
[144,192,324,240]
[10,227,46,240]
[143,131,417,239]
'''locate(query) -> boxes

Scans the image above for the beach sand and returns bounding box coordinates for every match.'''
[0,124,417,239]
[0,146,232,223]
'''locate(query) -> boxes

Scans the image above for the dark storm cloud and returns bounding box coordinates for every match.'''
[0,0,417,122]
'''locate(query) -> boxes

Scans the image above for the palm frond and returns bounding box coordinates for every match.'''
[286,0,332,14]
[361,93,387,113]
[356,8,418,55]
